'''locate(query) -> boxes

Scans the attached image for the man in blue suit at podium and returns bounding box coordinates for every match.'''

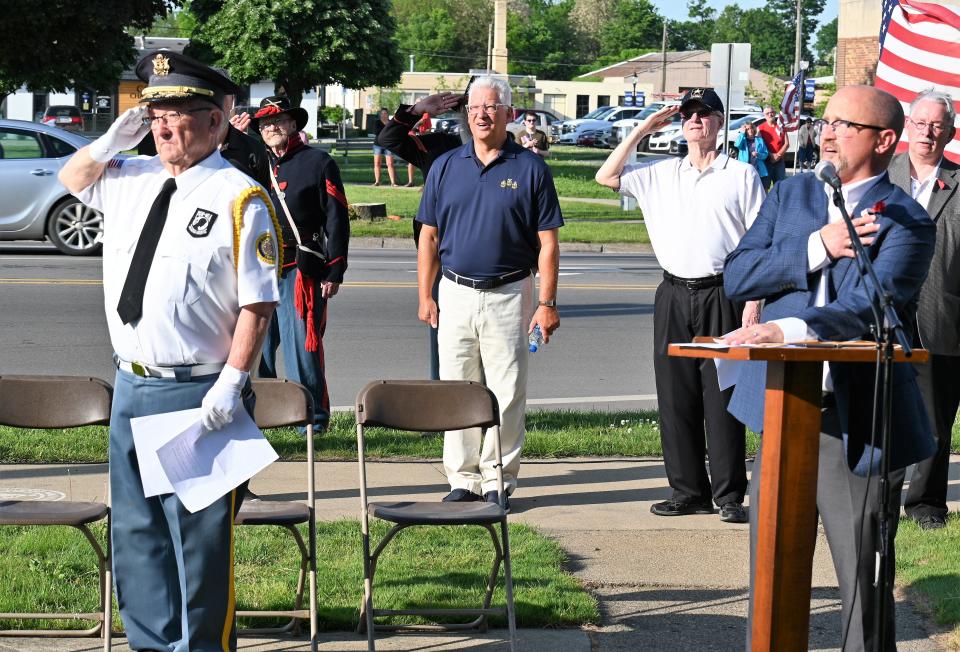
[720,85,936,651]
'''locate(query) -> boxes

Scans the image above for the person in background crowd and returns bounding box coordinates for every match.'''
[372,107,398,186]
[734,120,770,186]
[797,117,816,170]
[758,105,788,187]
[519,111,550,158]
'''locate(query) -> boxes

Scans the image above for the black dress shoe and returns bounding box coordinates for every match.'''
[483,490,510,513]
[915,514,947,530]
[719,502,748,523]
[650,499,715,517]
[442,488,481,502]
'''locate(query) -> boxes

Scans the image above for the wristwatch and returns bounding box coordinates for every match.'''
[538,299,557,308]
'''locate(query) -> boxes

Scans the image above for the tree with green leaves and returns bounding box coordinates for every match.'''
[713,6,795,77]
[391,0,492,73]
[0,0,178,108]
[598,0,665,59]
[814,17,838,67]
[193,0,402,106]
[668,0,717,51]
[767,0,827,67]
[508,0,583,80]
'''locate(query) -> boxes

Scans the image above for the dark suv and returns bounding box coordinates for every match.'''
[41,106,84,132]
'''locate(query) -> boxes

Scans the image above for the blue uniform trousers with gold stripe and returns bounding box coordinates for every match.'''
[110,369,250,652]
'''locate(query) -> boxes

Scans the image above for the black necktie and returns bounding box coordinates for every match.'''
[117,178,177,325]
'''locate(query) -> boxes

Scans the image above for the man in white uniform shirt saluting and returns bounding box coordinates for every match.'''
[596,88,765,523]
[59,51,280,652]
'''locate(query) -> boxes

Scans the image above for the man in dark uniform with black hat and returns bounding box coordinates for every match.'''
[252,96,350,432]
[59,50,280,651]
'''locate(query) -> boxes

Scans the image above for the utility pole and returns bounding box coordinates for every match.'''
[660,23,668,96]
[794,0,803,76]
[409,54,415,73]
[486,23,493,72]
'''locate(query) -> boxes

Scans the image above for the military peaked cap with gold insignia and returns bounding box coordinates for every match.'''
[135,50,240,107]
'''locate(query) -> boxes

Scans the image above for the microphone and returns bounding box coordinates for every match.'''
[814,160,842,190]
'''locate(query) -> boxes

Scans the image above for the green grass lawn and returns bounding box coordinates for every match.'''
[344,184,647,244]
[0,520,597,631]
[3,411,958,464]
[896,514,960,645]
[332,144,615,201]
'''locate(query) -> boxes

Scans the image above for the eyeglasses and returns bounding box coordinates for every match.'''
[524,118,537,123]
[907,118,948,135]
[814,118,886,137]
[681,110,717,121]
[258,118,293,131]
[466,103,507,116]
[143,108,211,127]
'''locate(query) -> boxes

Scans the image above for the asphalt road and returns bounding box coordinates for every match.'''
[0,244,663,411]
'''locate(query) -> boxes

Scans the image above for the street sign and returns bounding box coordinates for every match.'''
[804,79,816,102]
[624,91,634,107]
[636,91,645,107]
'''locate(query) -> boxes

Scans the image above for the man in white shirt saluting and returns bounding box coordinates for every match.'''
[595,88,764,523]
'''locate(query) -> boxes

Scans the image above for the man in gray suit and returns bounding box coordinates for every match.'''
[889,88,959,531]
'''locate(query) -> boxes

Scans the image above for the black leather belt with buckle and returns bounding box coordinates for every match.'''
[442,267,530,290]
[663,271,724,290]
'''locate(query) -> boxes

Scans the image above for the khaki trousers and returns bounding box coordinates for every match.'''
[438,274,534,495]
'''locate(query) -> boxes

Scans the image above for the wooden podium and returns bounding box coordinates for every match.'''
[668,341,926,652]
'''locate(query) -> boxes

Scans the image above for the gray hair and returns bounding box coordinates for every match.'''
[910,88,956,124]
[469,75,512,107]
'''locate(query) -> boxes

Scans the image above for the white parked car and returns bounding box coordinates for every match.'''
[557,106,646,145]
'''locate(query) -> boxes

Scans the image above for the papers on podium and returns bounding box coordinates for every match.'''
[131,407,278,513]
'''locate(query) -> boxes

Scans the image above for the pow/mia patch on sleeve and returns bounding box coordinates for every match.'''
[256,232,276,265]
[187,208,218,237]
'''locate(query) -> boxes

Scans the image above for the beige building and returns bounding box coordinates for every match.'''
[357,71,637,122]
[579,50,783,101]
[837,0,883,86]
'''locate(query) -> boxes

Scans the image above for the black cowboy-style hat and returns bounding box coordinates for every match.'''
[250,96,309,131]
[135,50,239,107]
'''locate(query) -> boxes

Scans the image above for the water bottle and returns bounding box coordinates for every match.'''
[528,325,544,353]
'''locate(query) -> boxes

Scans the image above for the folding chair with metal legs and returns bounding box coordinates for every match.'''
[234,379,318,650]
[0,375,113,651]
[354,380,517,652]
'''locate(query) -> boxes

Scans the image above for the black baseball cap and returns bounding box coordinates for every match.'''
[679,88,724,116]
[135,50,239,107]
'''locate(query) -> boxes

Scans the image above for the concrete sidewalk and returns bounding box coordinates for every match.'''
[2,455,957,650]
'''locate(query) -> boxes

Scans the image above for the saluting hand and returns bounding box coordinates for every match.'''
[412,92,462,117]
[89,106,150,163]
[230,112,251,133]
[635,105,679,138]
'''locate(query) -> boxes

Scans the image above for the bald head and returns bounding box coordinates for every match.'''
[834,85,905,137]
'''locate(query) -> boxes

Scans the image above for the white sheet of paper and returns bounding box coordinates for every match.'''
[131,408,202,497]
[155,408,278,513]
[714,358,746,391]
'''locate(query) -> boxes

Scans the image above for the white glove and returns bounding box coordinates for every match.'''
[200,365,249,431]
[89,107,151,163]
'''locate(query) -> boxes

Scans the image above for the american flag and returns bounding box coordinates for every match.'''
[778,71,803,132]
[875,0,960,162]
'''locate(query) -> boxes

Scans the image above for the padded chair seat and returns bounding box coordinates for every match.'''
[0,500,108,526]
[368,500,505,525]
[235,499,310,526]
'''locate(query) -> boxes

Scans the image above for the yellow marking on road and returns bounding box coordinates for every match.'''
[0,278,658,291]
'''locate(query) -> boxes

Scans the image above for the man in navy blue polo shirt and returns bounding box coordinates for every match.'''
[416,76,563,510]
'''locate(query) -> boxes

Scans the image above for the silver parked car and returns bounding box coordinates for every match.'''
[0,119,105,255]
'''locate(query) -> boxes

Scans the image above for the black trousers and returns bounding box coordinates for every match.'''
[653,275,747,506]
[904,353,960,519]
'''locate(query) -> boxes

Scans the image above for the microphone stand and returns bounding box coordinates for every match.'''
[829,185,911,652]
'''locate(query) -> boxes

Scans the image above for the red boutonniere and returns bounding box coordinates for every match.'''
[869,200,886,215]
[937,179,947,191]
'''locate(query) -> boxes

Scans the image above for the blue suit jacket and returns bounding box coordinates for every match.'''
[723,171,937,475]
